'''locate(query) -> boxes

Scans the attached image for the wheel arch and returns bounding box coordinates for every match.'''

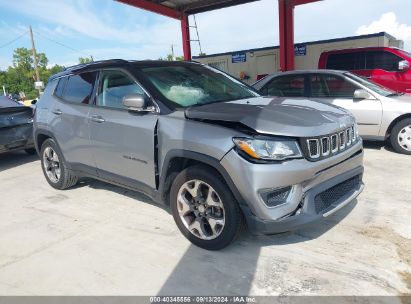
[385,114,411,138]
[158,150,246,208]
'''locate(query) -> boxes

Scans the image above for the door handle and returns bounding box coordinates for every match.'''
[91,115,105,123]
[52,109,62,115]
[365,76,372,79]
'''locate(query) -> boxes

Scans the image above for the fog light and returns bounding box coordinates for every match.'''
[260,186,292,207]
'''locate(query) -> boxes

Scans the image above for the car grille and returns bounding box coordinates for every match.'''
[314,175,361,213]
[302,125,357,161]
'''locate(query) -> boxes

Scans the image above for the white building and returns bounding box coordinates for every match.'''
[193,32,403,84]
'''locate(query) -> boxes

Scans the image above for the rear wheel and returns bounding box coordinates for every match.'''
[390,118,411,155]
[40,138,78,189]
[170,166,243,250]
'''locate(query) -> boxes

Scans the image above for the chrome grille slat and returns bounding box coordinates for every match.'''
[321,137,330,156]
[307,139,320,158]
[339,131,346,149]
[305,125,357,160]
[331,134,338,153]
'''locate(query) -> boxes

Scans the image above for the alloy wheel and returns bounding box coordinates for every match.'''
[43,146,61,183]
[177,179,225,240]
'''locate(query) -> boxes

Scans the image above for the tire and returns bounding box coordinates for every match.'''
[170,165,243,250]
[40,138,78,190]
[390,118,411,155]
[24,148,37,155]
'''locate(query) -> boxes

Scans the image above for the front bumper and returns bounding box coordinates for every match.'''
[220,140,364,234]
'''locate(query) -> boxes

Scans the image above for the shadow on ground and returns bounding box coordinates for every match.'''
[0,151,39,172]
[363,140,394,152]
[156,200,357,295]
[61,174,357,295]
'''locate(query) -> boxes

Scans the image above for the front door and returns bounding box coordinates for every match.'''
[309,74,383,137]
[89,69,158,191]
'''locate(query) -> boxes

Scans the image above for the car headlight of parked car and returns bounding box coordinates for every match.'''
[233,137,303,161]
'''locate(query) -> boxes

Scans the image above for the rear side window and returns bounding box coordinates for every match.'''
[262,75,305,97]
[326,52,364,70]
[54,77,67,98]
[365,51,402,71]
[61,72,97,104]
[310,74,359,98]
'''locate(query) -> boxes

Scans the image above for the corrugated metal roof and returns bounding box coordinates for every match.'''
[145,0,259,14]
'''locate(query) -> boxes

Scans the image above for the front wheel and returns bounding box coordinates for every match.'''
[170,166,243,250]
[390,118,411,155]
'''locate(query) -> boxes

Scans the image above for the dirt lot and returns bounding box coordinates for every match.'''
[0,142,410,297]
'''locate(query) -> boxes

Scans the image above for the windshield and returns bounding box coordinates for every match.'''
[399,49,411,58]
[344,72,397,97]
[139,64,259,108]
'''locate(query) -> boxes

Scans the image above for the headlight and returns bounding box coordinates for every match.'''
[233,137,303,161]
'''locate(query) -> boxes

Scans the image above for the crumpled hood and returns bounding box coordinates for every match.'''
[185,97,355,137]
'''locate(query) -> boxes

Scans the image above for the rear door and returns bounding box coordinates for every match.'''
[308,73,382,137]
[49,72,97,170]
[89,69,158,191]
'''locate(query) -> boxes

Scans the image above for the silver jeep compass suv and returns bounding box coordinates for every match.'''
[34,60,364,250]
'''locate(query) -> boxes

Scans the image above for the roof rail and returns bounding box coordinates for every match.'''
[63,59,130,71]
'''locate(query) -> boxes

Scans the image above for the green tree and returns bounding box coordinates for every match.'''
[159,54,184,61]
[2,47,64,99]
[79,57,92,64]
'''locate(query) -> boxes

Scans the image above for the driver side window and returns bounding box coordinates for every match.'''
[97,70,145,109]
[310,74,359,99]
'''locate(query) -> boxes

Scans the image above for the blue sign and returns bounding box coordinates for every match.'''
[232,52,246,63]
[294,45,307,56]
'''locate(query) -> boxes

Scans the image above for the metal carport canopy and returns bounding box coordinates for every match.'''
[116,0,321,71]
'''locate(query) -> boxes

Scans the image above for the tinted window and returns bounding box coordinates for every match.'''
[54,77,67,98]
[139,65,257,108]
[326,52,364,70]
[62,72,96,104]
[365,51,402,71]
[262,75,305,97]
[310,74,358,98]
[97,70,145,109]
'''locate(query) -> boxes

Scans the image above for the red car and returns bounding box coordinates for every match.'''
[319,47,411,93]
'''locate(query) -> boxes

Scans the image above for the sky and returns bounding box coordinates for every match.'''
[0,0,411,70]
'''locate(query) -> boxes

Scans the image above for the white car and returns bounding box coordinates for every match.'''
[253,69,411,155]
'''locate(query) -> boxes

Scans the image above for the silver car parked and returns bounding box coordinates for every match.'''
[34,60,364,250]
[253,69,411,155]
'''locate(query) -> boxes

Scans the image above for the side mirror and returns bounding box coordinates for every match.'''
[398,60,409,71]
[122,94,146,111]
[31,99,37,105]
[353,89,373,100]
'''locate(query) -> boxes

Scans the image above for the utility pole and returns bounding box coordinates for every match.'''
[29,26,42,96]
[171,44,175,60]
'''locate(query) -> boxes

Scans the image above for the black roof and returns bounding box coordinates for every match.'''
[50,59,200,80]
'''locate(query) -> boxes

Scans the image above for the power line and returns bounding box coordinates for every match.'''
[0,31,28,49]
[33,30,93,59]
